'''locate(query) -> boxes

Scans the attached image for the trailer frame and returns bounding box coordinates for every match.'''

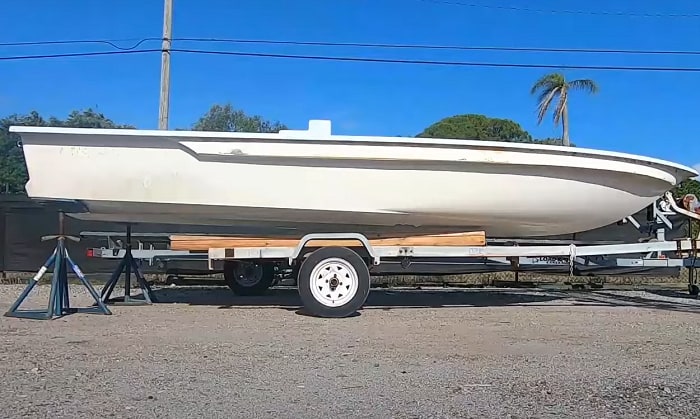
[82,191,699,318]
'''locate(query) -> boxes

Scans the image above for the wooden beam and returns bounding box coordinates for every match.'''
[169,231,486,251]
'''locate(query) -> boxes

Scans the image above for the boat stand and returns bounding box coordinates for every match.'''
[4,212,112,320]
[689,266,699,297]
[99,224,157,305]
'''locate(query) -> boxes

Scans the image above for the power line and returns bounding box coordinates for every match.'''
[2,47,700,73]
[173,37,700,56]
[416,0,700,18]
[4,36,700,56]
[170,48,700,73]
[0,38,160,50]
[0,49,159,61]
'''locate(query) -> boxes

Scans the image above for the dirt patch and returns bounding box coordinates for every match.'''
[0,283,699,418]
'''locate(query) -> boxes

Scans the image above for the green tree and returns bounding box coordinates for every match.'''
[0,109,132,194]
[674,178,700,198]
[52,108,135,129]
[674,178,700,232]
[530,72,598,147]
[672,178,700,237]
[417,114,533,142]
[416,114,573,146]
[0,112,45,193]
[192,103,287,133]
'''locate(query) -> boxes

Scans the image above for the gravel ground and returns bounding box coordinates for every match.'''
[1,283,700,418]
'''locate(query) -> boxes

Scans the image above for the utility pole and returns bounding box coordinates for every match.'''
[158,0,173,130]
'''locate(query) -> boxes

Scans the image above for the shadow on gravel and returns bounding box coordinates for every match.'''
[542,289,700,315]
[644,288,698,301]
[146,286,700,315]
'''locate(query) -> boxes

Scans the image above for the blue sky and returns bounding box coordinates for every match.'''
[1,0,699,168]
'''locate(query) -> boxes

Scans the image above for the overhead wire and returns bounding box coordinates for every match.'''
[169,48,700,72]
[3,36,700,56]
[3,47,700,73]
[0,38,160,50]
[0,49,160,61]
[1,36,700,72]
[415,0,700,18]
[171,37,700,56]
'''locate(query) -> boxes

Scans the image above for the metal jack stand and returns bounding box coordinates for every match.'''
[4,212,112,320]
[99,224,157,305]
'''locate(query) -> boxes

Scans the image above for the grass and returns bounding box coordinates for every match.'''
[0,268,692,288]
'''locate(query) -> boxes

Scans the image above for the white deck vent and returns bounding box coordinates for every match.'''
[279,119,332,139]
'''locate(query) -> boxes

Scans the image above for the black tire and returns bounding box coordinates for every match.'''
[297,246,371,318]
[223,261,275,296]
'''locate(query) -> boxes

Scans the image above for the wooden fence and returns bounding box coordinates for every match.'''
[1,194,693,279]
[0,195,223,275]
[1,195,123,274]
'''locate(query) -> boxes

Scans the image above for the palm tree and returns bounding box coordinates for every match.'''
[530,72,598,146]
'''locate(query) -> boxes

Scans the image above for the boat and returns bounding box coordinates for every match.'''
[9,119,699,238]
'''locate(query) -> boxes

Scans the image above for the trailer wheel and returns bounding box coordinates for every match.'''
[223,261,275,296]
[297,247,371,318]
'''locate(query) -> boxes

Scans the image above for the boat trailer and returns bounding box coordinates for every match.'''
[7,191,698,319]
[202,192,700,318]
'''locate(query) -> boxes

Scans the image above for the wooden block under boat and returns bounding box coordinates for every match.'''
[168,231,486,251]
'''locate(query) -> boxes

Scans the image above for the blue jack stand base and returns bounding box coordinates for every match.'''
[4,214,112,320]
[99,224,156,306]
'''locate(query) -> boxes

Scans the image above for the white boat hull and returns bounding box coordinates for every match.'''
[10,120,698,238]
